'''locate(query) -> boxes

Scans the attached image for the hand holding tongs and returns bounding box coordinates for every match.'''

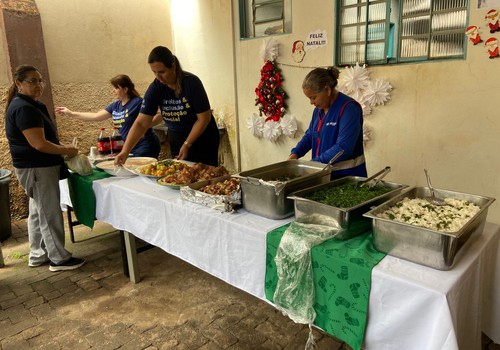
[359,166,391,189]
[322,150,344,171]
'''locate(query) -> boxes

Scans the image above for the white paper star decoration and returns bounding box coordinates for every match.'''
[337,63,393,146]
[260,38,279,62]
[247,111,298,141]
[363,124,372,145]
[338,63,370,94]
[280,114,298,138]
[247,113,264,138]
[262,119,282,142]
[364,78,392,106]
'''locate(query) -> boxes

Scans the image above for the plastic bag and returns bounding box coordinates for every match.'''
[65,154,93,176]
[273,220,344,349]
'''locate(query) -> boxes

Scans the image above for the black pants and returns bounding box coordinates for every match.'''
[167,117,220,166]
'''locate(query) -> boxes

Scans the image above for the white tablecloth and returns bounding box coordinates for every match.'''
[61,176,500,349]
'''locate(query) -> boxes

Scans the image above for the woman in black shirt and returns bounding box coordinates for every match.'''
[5,65,85,271]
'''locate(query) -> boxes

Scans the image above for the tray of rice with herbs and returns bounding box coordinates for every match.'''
[363,186,495,270]
[288,176,408,240]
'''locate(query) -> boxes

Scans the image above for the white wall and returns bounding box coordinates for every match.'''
[170,0,238,170]
[232,0,500,225]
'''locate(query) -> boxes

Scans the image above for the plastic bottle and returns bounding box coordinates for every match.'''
[97,128,111,155]
[110,127,123,154]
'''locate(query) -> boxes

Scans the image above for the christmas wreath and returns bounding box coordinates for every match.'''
[247,38,297,142]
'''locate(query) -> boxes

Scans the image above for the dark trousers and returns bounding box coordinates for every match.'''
[167,117,220,166]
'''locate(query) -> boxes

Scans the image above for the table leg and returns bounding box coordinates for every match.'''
[119,231,129,278]
[122,231,141,283]
[66,205,80,243]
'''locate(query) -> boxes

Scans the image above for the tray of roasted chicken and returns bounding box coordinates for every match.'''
[180,175,241,212]
[157,163,229,189]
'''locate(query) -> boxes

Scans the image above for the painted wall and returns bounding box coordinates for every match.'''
[0,0,173,219]
[35,0,173,154]
[232,0,500,225]
[37,0,172,84]
[170,0,238,172]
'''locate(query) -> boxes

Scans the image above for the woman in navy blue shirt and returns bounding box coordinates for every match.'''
[56,74,161,158]
[289,67,367,179]
[115,46,220,167]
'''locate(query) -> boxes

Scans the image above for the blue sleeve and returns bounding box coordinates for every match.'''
[290,112,315,157]
[315,102,363,163]
[140,82,160,116]
[128,97,142,117]
[104,101,115,114]
[187,75,211,114]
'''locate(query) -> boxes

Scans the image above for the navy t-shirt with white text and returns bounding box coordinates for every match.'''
[140,72,210,133]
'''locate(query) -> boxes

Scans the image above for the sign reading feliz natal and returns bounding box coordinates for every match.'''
[305,30,328,50]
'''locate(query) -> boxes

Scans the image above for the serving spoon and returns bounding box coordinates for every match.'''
[359,166,391,189]
[322,150,344,171]
[424,169,447,206]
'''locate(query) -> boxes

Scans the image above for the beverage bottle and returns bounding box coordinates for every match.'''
[110,127,123,153]
[97,128,111,155]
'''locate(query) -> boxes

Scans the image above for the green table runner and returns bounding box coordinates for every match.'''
[265,223,386,350]
[67,169,111,228]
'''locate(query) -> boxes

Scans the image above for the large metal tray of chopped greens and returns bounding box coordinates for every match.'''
[363,186,495,270]
[288,176,408,240]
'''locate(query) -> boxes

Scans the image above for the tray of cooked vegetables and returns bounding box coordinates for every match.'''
[288,176,408,240]
[132,159,190,178]
[180,175,241,212]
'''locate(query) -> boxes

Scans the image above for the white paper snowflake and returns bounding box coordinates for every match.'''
[279,114,297,138]
[363,124,372,144]
[362,104,372,116]
[260,37,279,62]
[339,63,370,94]
[364,79,392,106]
[246,113,264,138]
[262,119,282,142]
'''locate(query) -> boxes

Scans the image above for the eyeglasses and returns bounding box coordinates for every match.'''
[23,79,45,86]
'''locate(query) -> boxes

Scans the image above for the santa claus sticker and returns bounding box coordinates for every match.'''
[485,37,499,58]
[465,25,482,45]
[291,40,306,63]
[485,9,500,33]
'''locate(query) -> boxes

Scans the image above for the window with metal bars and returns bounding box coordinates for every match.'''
[239,0,291,39]
[336,0,469,66]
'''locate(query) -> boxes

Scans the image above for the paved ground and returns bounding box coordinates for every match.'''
[0,219,350,350]
[0,219,499,350]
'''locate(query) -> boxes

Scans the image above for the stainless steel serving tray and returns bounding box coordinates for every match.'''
[288,176,408,240]
[233,160,331,219]
[363,187,495,270]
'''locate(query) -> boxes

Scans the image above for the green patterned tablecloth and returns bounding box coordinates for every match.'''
[67,169,111,228]
[265,223,386,350]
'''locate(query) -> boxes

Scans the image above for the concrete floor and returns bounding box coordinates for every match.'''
[0,219,349,350]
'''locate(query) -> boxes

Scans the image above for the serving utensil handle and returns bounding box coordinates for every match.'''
[322,150,344,171]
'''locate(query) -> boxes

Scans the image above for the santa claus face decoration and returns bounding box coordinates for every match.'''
[485,37,499,59]
[292,40,306,63]
[485,9,500,33]
[465,25,482,45]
